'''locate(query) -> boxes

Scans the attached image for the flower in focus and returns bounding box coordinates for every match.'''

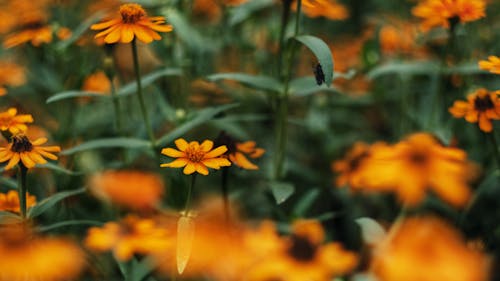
[82,71,112,94]
[89,170,164,210]
[0,108,33,135]
[478,56,500,75]
[449,88,500,132]
[0,61,25,96]
[412,0,486,31]
[90,3,173,44]
[0,134,61,170]
[85,215,174,261]
[215,132,265,170]
[295,0,349,20]
[371,216,490,281]
[160,138,231,175]
[0,224,86,281]
[0,190,36,213]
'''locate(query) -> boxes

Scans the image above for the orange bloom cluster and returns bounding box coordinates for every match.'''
[295,0,349,20]
[378,19,428,58]
[449,88,500,132]
[371,216,490,281]
[81,71,112,94]
[0,108,33,135]
[412,0,486,31]
[0,190,36,213]
[0,135,61,170]
[479,56,500,75]
[0,61,25,96]
[333,133,475,207]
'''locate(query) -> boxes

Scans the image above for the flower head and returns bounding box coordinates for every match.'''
[3,25,53,48]
[449,88,500,132]
[90,3,173,44]
[215,132,265,170]
[0,190,36,213]
[412,0,486,31]
[160,138,231,175]
[0,134,61,170]
[82,71,111,94]
[332,142,377,188]
[295,0,349,20]
[0,108,33,135]
[478,56,500,75]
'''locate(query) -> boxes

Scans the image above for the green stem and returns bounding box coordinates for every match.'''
[487,132,500,169]
[131,39,156,149]
[277,0,292,79]
[17,164,28,219]
[184,174,197,212]
[109,75,122,134]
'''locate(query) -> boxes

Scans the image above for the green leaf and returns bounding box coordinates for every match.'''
[292,189,320,217]
[0,211,22,224]
[0,176,17,189]
[37,163,83,175]
[62,137,151,155]
[38,220,103,232]
[355,217,387,245]
[294,35,334,86]
[367,61,440,79]
[46,91,107,103]
[156,103,240,146]
[27,188,86,218]
[229,0,275,25]
[117,257,156,281]
[269,181,295,204]
[117,68,182,97]
[207,73,283,93]
[289,76,340,97]
[56,11,105,49]
[164,9,217,51]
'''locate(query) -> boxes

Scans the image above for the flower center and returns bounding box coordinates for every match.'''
[287,234,317,262]
[11,135,33,153]
[185,145,206,163]
[348,151,369,171]
[408,150,428,165]
[474,95,494,112]
[119,4,146,24]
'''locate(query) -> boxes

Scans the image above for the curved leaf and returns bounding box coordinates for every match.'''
[269,181,295,204]
[117,68,183,97]
[46,91,107,103]
[294,35,334,86]
[28,188,86,218]
[37,163,83,175]
[0,211,22,224]
[289,76,340,97]
[62,137,151,155]
[207,73,283,93]
[367,61,440,79]
[355,217,387,245]
[229,0,275,25]
[38,220,103,232]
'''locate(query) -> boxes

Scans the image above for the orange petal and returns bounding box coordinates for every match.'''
[161,158,188,168]
[195,163,209,175]
[120,25,134,43]
[175,139,189,152]
[232,152,258,170]
[90,19,122,30]
[183,163,196,175]
[199,140,214,152]
[4,153,20,170]
[104,26,122,44]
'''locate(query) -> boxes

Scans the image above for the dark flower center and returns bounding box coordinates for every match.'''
[287,234,317,262]
[11,135,33,153]
[474,95,494,112]
[349,151,369,171]
[119,4,146,23]
[409,151,428,165]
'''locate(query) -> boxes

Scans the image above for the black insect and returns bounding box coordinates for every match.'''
[313,63,325,86]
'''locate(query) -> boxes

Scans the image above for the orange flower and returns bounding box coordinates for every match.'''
[215,132,265,170]
[90,3,173,44]
[85,215,174,261]
[82,71,112,94]
[0,61,25,96]
[449,88,500,132]
[371,216,490,281]
[0,224,86,281]
[294,0,349,20]
[89,170,164,210]
[0,108,33,135]
[0,134,61,170]
[478,56,500,75]
[0,190,36,213]
[3,25,53,48]
[160,138,231,175]
[412,0,486,31]
[332,142,377,188]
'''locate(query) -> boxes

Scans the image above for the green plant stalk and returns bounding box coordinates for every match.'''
[17,164,28,219]
[131,39,156,148]
[487,132,500,169]
[184,174,197,212]
[109,75,122,134]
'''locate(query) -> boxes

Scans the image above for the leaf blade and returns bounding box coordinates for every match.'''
[294,35,334,86]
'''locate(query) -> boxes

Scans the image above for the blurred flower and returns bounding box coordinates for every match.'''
[82,71,112,94]
[160,138,231,175]
[0,224,86,281]
[294,0,349,20]
[215,132,265,170]
[0,190,36,213]
[193,0,221,23]
[371,216,490,281]
[0,108,33,135]
[90,3,173,44]
[412,0,486,31]
[85,215,174,261]
[449,88,500,132]
[332,142,381,188]
[89,170,164,210]
[378,19,428,57]
[3,25,53,48]
[0,134,60,170]
[56,26,72,40]
[478,55,500,74]
[0,61,25,96]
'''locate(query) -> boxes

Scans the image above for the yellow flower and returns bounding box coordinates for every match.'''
[295,0,349,20]
[0,190,36,213]
[0,108,33,135]
[0,134,61,170]
[478,56,500,75]
[90,3,173,44]
[160,138,231,175]
[449,88,500,132]
[412,0,486,31]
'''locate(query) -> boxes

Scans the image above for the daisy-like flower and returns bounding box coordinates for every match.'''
[449,88,500,132]
[412,0,486,31]
[479,56,500,75]
[0,108,33,135]
[0,134,61,170]
[160,138,231,175]
[90,3,173,44]
[0,190,36,213]
[294,0,349,20]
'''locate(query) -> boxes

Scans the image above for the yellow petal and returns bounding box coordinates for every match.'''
[183,163,196,175]
[175,139,189,152]
[204,145,228,158]
[195,163,209,175]
[199,140,214,152]
[161,158,188,168]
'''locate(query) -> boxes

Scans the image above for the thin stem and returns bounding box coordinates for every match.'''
[109,75,122,134]
[17,164,28,219]
[184,174,197,212]
[486,132,500,169]
[277,0,292,79]
[131,39,156,148]
[221,167,230,221]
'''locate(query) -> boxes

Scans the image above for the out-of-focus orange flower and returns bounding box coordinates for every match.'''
[0,190,36,213]
[378,19,428,57]
[0,108,33,135]
[449,88,500,132]
[215,132,265,170]
[82,71,112,94]
[90,3,173,44]
[193,0,221,23]
[351,133,475,207]
[294,0,349,20]
[3,25,52,48]
[332,142,381,188]
[85,215,174,261]
[0,134,60,170]
[371,216,490,281]
[160,138,231,175]
[412,0,486,31]
[0,224,86,281]
[479,56,500,75]
[89,170,164,210]
[56,27,72,40]
[0,61,25,96]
